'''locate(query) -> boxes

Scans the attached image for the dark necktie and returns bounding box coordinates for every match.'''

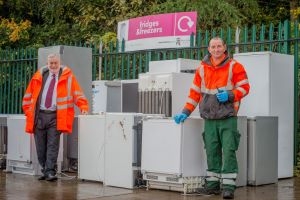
[45,74,56,109]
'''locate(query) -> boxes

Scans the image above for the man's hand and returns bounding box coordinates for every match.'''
[216,90,229,103]
[81,110,88,115]
[173,113,188,124]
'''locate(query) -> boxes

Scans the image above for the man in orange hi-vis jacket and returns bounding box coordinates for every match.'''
[174,37,250,199]
[22,53,88,181]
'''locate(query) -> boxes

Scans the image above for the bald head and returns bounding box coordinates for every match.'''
[208,37,227,60]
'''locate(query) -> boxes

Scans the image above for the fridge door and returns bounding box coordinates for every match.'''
[78,114,105,182]
[104,113,138,188]
[141,118,183,175]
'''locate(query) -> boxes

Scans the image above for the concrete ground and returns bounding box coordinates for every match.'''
[1,170,299,200]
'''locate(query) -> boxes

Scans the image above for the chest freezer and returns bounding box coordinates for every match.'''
[6,115,66,176]
[141,116,248,194]
[141,117,206,194]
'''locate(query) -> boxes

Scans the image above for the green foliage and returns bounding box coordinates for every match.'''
[0,0,297,49]
[150,0,261,29]
[257,0,291,23]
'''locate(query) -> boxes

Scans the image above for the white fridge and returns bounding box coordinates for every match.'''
[234,51,294,178]
[104,112,156,189]
[247,117,278,185]
[6,115,65,175]
[78,114,106,182]
[141,117,248,194]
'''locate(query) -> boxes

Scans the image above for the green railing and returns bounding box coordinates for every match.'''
[1,20,300,166]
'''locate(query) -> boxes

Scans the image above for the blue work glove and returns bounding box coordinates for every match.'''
[173,113,188,124]
[216,90,229,103]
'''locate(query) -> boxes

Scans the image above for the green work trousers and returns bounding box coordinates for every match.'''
[202,117,240,191]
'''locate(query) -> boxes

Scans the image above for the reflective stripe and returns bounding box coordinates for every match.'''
[222,178,236,186]
[187,97,198,107]
[236,87,247,96]
[76,95,86,101]
[200,84,234,94]
[67,75,72,97]
[235,79,249,87]
[221,173,237,179]
[207,171,221,178]
[201,87,219,95]
[23,93,32,98]
[227,61,235,87]
[57,104,74,110]
[57,96,73,102]
[74,95,86,104]
[191,83,201,93]
[57,104,67,110]
[22,101,32,106]
[57,97,68,102]
[198,65,206,91]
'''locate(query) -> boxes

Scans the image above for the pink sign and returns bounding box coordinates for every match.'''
[128,12,197,41]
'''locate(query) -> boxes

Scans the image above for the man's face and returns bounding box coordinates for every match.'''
[208,38,226,59]
[47,57,60,74]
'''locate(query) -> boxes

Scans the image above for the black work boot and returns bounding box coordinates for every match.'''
[195,187,221,195]
[38,174,46,180]
[38,168,46,180]
[223,189,234,199]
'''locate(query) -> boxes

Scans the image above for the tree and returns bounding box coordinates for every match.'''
[0,0,298,49]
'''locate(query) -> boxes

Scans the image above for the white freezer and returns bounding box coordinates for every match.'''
[247,117,278,185]
[141,116,248,193]
[141,117,206,176]
[104,112,146,189]
[6,115,65,175]
[234,51,294,178]
[78,114,106,182]
[92,80,108,114]
[148,58,200,73]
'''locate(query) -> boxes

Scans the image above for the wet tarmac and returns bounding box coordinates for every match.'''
[1,170,300,200]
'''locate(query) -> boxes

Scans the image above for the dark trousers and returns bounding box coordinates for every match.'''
[34,111,61,176]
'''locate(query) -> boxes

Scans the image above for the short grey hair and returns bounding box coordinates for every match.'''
[47,53,60,60]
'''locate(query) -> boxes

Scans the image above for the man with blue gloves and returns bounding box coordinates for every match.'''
[174,37,250,199]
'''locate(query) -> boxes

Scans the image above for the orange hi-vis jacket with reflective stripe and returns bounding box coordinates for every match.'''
[22,66,89,134]
[182,53,250,119]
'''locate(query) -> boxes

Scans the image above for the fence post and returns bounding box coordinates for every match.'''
[284,20,291,54]
[235,26,240,54]
[294,20,299,166]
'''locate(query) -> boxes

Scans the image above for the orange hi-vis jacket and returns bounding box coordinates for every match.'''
[182,53,250,119]
[22,66,89,134]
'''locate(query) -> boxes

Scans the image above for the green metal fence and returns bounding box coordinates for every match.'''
[0,19,300,166]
